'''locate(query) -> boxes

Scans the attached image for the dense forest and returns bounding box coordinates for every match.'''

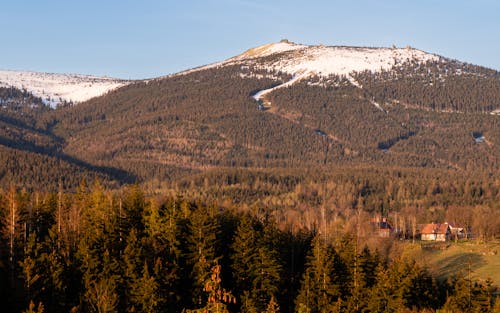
[1,183,498,313]
[0,58,500,189]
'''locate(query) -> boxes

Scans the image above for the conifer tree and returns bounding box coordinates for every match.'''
[295,235,340,313]
[123,228,144,310]
[231,215,256,294]
[250,245,282,312]
[187,205,219,307]
[231,215,282,312]
[40,227,68,311]
[121,185,147,235]
[367,265,403,313]
[20,233,42,305]
[130,262,159,313]
[184,262,235,313]
[265,296,280,313]
[23,300,44,313]
[143,199,183,310]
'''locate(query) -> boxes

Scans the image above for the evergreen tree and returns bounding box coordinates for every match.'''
[184,262,236,313]
[20,233,42,305]
[249,245,282,312]
[187,205,219,307]
[85,276,119,313]
[23,301,44,313]
[367,265,404,313]
[231,215,282,312]
[129,262,159,313]
[40,227,68,311]
[265,296,280,313]
[123,228,144,311]
[443,275,494,313]
[231,215,257,294]
[121,185,147,235]
[295,235,340,313]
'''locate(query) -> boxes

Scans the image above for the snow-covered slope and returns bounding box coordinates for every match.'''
[222,41,440,108]
[0,70,130,108]
[229,41,440,78]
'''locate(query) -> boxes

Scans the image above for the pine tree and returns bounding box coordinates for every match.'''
[265,296,280,313]
[184,262,236,313]
[366,265,403,313]
[358,246,379,289]
[130,262,159,313]
[23,300,44,313]
[231,215,257,294]
[121,185,147,235]
[442,275,472,312]
[402,263,439,310]
[231,215,282,312]
[85,276,119,313]
[20,233,42,305]
[40,227,68,311]
[5,185,20,283]
[249,245,281,312]
[187,205,219,307]
[295,235,340,313]
[144,199,182,310]
[123,228,144,311]
[77,182,122,312]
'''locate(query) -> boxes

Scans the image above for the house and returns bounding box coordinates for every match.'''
[371,217,393,238]
[448,223,466,240]
[419,223,451,241]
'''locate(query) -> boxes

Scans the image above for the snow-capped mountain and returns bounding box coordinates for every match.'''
[177,40,446,106]
[1,40,500,189]
[228,40,440,77]
[0,69,130,108]
[0,41,444,109]
[190,40,440,82]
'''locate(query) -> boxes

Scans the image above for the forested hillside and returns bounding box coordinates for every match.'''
[1,185,498,312]
[0,44,499,193]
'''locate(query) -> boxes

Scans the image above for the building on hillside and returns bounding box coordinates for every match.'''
[419,223,451,241]
[371,217,393,238]
[448,223,466,240]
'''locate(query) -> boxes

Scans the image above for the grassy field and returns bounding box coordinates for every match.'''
[406,240,500,285]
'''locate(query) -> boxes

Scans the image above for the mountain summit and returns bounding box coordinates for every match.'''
[227,40,439,78]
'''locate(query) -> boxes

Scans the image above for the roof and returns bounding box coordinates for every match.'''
[420,223,450,235]
[371,217,392,230]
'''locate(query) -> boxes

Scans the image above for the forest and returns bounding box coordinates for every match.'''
[1,51,500,312]
[1,59,500,190]
[0,183,499,313]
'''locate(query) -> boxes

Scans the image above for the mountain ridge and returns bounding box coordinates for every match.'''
[0,69,131,108]
[1,40,497,110]
[0,41,499,190]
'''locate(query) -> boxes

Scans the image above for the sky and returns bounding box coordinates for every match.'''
[0,0,499,79]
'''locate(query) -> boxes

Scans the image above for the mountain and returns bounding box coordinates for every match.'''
[1,41,500,192]
[0,69,130,108]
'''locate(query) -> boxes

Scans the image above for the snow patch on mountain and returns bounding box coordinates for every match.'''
[252,73,306,102]
[173,41,441,85]
[233,41,307,60]
[0,70,130,108]
[241,42,440,78]
[232,42,440,112]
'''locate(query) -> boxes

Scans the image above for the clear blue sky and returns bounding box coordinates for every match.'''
[1,0,498,79]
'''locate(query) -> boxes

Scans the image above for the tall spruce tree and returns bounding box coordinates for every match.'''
[231,215,282,312]
[187,205,219,307]
[295,235,341,313]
